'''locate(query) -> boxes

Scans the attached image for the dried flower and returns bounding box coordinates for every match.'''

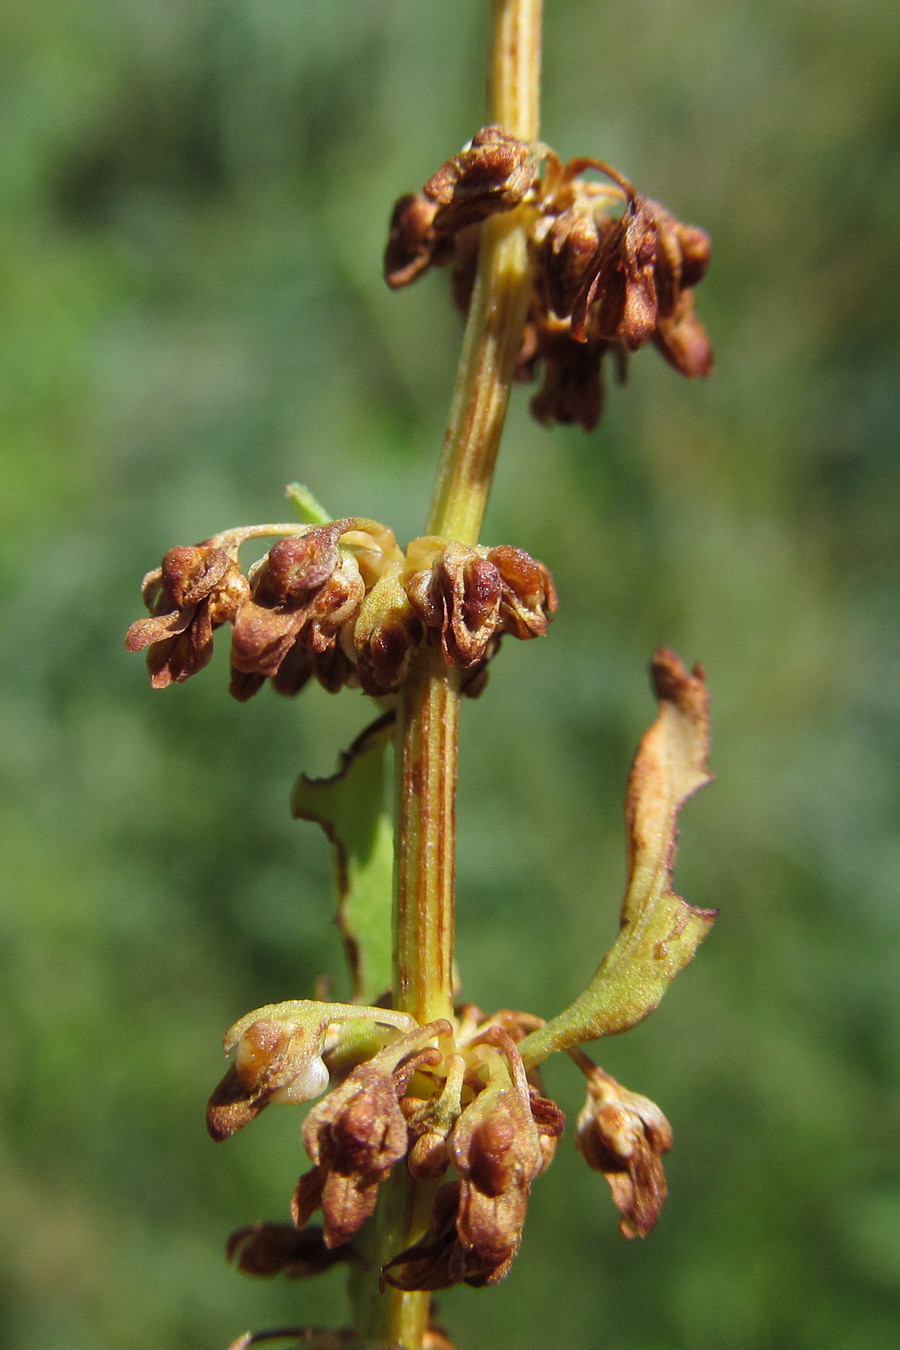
[380,1181,472,1291]
[207,1000,416,1142]
[295,1023,450,1248]
[353,572,424,696]
[575,1059,673,1239]
[386,133,713,429]
[404,1053,467,1183]
[385,1027,563,1291]
[487,545,558,638]
[528,320,627,432]
[384,193,447,289]
[573,188,712,361]
[653,285,714,378]
[450,1033,551,1273]
[125,539,249,687]
[405,537,556,670]
[296,1060,408,1247]
[227,1222,358,1278]
[207,1014,332,1142]
[230,524,365,699]
[406,539,503,669]
[537,205,622,332]
[424,125,540,234]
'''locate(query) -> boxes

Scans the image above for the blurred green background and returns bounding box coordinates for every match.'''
[2,2,898,1347]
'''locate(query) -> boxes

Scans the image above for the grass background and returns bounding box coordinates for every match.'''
[1,2,898,1347]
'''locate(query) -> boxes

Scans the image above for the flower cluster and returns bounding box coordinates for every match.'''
[385,125,712,430]
[208,1000,672,1296]
[125,517,556,700]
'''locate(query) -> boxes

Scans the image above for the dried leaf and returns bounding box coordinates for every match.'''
[520,649,717,1061]
[291,715,395,1003]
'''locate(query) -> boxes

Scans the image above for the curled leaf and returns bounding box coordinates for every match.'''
[520,649,717,1063]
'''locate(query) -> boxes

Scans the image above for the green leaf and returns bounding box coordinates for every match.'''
[521,650,717,1065]
[286,481,333,525]
[291,713,395,1003]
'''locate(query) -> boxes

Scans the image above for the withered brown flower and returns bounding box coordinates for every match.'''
[528,319,627,432]
[406,539,503,669]
[537,204,622,335]
[296,1058,410,1248]
[381,1181,475,1291]
[575,1059,673,1239]
[450,1032,552,1272]
[207,1013,333,1142]
[125,539,249,687]
[570,186,712,363]
[353,571,424,697]
[227,1222,358,1279]
[295,1022,450,1249]
[230,524,365,700]
[423,124,541,234]
[403,1052,467,1183]
[405,537,556,670]
[207,999,419,1142]
[385,132,713,430]
[384,126,538,293]
[385,1027,563,1291]
[384,193,455,290]
[486,545,558,638]
[653,285,714,378]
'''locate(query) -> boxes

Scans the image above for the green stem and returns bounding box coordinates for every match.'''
[400,0,542,1032]
[427,0,542,543]
[353,3,543,1345]
[393,651,460,1026]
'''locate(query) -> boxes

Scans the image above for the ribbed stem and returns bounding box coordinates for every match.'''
[426,0,542,543]
[393,651,460,1025]
[353,4,543,1345]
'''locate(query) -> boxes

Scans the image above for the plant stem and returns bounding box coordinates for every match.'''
[398,0,542,1045]
[426,0,542,544]
[356,3,543,1344]
[393,651,460,1026]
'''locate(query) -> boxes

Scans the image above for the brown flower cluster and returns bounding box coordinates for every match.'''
[208,999,677,1299]
[210,1007,565,1292]
[125,519,556,700]
[385,125,712,430]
